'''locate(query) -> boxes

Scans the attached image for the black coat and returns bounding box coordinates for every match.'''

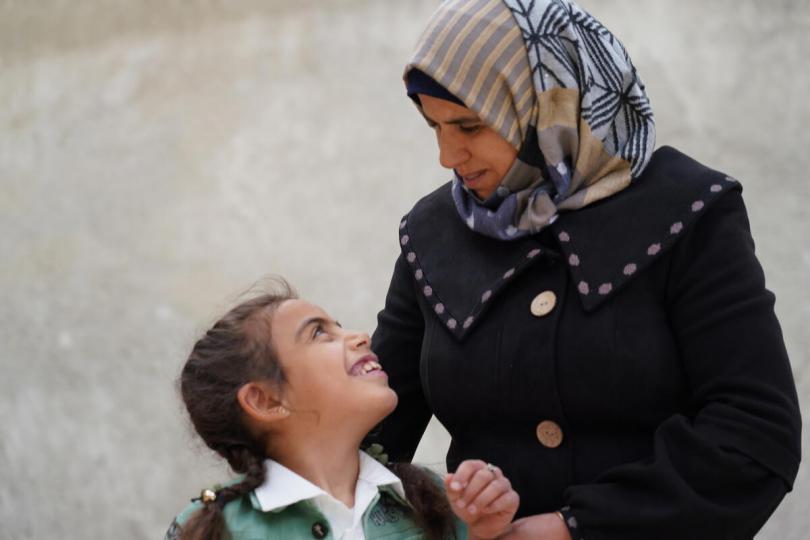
[369,147,801,540]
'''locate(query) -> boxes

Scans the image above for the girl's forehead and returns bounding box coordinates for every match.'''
[276,298,325,319]
[272,299,331,338]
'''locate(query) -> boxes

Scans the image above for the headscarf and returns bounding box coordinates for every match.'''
[405,0,655,240]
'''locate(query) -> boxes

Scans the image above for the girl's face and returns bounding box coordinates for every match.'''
[419,93,518,200]
[270,299,398,427]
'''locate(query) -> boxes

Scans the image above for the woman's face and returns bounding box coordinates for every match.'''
[419,93,517,200]
[269,299,398,426]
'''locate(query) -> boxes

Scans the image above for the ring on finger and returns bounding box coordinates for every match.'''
[486,463,497,475]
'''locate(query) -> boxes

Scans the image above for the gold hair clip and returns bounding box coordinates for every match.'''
[191,488,218,505]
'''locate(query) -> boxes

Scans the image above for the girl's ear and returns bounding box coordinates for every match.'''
[237,382,289,424]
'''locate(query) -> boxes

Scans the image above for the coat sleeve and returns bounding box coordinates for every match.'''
[562,189,802,540]
[367,251,432,462]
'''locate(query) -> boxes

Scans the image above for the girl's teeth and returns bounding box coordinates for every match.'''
[359,361,381,374]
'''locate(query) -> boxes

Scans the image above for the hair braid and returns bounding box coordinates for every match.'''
[388,463,455,540]
[176,282,296,540]
[218,446,267,501]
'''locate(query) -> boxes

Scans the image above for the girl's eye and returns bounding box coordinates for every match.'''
[459,124,482,134]
[313,325,327,339]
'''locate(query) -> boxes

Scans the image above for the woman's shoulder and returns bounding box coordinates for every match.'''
[402,180,456,224]
[550,146,746,311]
[639,145,740,193]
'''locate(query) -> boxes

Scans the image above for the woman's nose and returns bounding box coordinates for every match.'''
[438,132,470,169]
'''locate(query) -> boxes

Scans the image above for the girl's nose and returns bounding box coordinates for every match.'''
[346,331,371,350]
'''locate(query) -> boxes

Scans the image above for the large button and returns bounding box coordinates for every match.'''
[530,291,557,317]
[311,521,329,539]
[536,420,563,448]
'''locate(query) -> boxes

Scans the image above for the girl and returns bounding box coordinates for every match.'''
[166,280,519,540]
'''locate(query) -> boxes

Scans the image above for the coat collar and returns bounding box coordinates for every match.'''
[399,146,741,341]
[550,146,742,311]
[251,451,406,513]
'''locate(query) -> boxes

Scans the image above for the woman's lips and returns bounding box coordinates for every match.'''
[459,170,486,184]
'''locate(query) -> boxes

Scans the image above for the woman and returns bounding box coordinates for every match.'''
[369,1,801,539]
[166,282,520,540]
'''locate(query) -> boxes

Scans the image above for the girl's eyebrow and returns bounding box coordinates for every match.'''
[294,316,328,341]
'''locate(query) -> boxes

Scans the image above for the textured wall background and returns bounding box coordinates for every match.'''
[1,1,807,538]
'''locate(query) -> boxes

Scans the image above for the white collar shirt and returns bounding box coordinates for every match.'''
[252,451,406,540]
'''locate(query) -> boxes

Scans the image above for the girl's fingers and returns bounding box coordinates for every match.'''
[467,474,512,511]
[454,465,502,513]
[449,459,487,490]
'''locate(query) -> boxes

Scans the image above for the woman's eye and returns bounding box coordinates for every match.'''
[313,325,326,339]
[459,124,482,134]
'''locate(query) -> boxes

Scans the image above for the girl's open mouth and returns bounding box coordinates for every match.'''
[349,355,384,376]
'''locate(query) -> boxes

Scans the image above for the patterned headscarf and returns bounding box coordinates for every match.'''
[406,0,655,240]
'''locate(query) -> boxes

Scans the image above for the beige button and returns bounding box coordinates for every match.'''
[536,420,564,448]
[530,291,557,317]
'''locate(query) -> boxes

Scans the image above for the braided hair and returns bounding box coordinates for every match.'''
[177,285,294,540]
[176,281,455,540]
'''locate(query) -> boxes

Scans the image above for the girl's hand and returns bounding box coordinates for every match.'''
[445,460,519,540]
[498,513,573,540]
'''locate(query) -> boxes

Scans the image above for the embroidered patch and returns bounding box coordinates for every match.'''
[369,499,404,526]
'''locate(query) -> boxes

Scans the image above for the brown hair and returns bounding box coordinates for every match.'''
[177,281,454,540]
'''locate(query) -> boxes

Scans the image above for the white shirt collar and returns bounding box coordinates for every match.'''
[253,450,406,513]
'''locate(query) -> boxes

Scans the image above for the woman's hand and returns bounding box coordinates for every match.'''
[498,513,573,540]
[445,460,519,540]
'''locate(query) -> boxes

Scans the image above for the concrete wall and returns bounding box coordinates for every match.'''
[1,1,807,538]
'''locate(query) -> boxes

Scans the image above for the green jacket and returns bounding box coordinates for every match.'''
[165,483,467,539]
